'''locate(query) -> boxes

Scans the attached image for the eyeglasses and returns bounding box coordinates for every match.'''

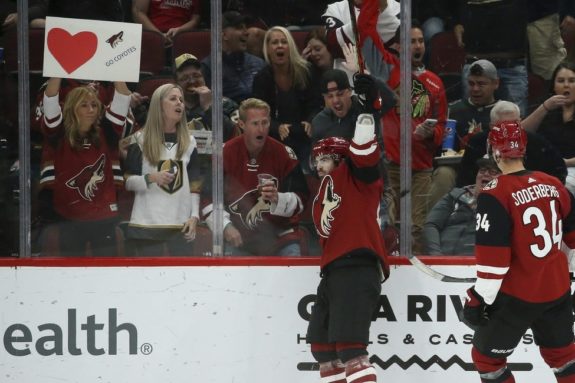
[176,73,204,83]
[478,168,501,176]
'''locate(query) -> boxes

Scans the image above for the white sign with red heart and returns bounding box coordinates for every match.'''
[43,17,142,82]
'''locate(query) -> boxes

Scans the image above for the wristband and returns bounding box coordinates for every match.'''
[144,173,152,186]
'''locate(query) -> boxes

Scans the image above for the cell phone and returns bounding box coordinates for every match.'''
[423,118,437,128]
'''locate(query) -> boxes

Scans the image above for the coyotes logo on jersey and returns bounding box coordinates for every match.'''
[314,175,341,238]
[65,153,106,201]
[229,189,271,230]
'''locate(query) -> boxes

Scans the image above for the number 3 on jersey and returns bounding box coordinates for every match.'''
[522,200,562,258]
[476,213,491,232]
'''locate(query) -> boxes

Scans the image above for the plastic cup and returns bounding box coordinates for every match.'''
[257,173,274,190]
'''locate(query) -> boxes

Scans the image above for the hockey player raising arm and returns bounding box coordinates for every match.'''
[307,114,389,383]
[461,120,575,383]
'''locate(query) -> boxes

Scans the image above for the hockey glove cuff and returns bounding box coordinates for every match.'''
[460,286,489,330]
[353,73,382,113]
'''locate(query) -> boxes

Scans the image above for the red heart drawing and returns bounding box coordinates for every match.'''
[47,28,98,74]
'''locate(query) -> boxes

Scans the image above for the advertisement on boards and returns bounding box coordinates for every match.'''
[0,265,561,382]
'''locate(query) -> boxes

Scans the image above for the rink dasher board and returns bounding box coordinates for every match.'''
[0,264,565,383]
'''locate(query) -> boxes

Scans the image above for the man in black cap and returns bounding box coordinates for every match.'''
[201,11,265,104]
[311,69,394,146]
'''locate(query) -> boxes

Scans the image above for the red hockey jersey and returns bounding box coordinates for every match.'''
[148,0,200,33]
[312,138,389,277]
[40,106,125,221]
[475,170,575,304]
[221,136,309,254]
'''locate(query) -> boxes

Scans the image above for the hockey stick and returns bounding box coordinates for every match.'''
[406,254,476,283]
[347,0,365,73]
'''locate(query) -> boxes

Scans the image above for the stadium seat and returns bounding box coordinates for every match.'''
[136,75,174,98]
[428,31,465,75]
[4,28,45,74]
[290,30,308,53]
[172,30,211,63]
[140,30,167,76]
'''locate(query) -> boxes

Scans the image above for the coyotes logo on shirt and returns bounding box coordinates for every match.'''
[229,176,278,230]
[65,153,106,201]
[229,189,271,230]
[314,175,342,238]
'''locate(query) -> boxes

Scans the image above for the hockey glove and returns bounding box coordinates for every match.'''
[353,73,382,113]
[460,287,489,330]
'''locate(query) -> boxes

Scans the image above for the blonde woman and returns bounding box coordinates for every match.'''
[124,83,201,256]
[40,77,132,256]
[253,26,322,173]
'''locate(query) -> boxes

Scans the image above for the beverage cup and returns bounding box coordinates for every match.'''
[442,119,457,155]
[257,173,274,192]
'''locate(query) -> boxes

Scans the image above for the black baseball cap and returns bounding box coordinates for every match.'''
[320,69,351,94]
[223,11,247,29]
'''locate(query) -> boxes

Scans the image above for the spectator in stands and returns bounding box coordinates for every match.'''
[302,27,336,113]
[302,26,334,82]
[453,0,529,116]
[357,5,448,254]
[312,69,394,146]
[423,158,501,256]
[253,26,322,173]
[1,0,45,34]
[174,53,239,142]
[201,11,265,104]
[521,61,575,194]
[411,0,457,47]
[429,59,500,206]
[456,100,567,188]
[302,27,362,107]
[561,3,575,63]
[29,0,125,26]
[527,1,567,81]
[39,77,131,256]
[322,0,400,76]
[132,0,200,45]
[202,98,309,256]
[123,83,201,256]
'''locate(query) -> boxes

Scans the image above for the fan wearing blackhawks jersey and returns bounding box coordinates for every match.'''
[40,77,132,256]
[202,98,309,256]
[461,119,575,383]
[357,0,448,254]
[307,114,389,383]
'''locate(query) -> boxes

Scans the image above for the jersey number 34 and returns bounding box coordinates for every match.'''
[476,200,562,258]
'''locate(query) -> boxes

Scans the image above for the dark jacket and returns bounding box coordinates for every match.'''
[423,185,477,255]
[456,130,567,187]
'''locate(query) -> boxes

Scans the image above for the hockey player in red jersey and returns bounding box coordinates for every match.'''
[462,120,575,383]
[307,114,389,383]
